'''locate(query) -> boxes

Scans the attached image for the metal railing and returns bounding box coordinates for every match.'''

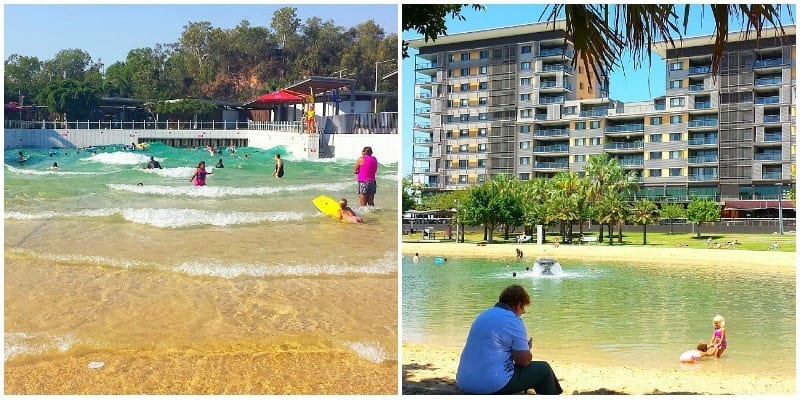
[539,96,565,104]
[688,155,718,163]
[533,144,569,153]
[580,109,608,117]
[754,58,783,68]
[539,48,574,58]
[688,174,718,181]
[688,119,718,128]
[618,158,644,166]
[534,161,569,169]
[604,141,644,150]
[688,84,705,91]
[755,77,782,86]
[605,123,644,133]
[754,153,782,161]
[761,172,782,179]
[416,62,439,70]
[542,64,573,73]
[688,66,711,74]
[320,112,398,134]
[763,115,781,123]
[688,137,718,146]
[755,96,780,105]
[414,152,432,158]
[4,119,256,131]
[534,128,570,137]
[540,81,558,88]
[694,101,712,109]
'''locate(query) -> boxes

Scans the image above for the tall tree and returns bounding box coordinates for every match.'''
[659,202,686,235]
[631,199,659,245]
[36,79,101,120]
[686,198,721,238]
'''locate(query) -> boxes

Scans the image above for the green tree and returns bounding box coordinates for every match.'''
[550,171,585,243]
[401,4,485,58]
[36,79,101,120]
[462,175,523,244]
[686,198,721,238]
[150,99,218,121]
[4,54,43,105]
[41,49,92,82]
[659,202,686,235]
[631,199,659,245]
[402,175,420,212]
[519,178,550,235]
[596,191,628,245]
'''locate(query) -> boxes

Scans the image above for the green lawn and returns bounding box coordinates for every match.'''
[405,229,796,253]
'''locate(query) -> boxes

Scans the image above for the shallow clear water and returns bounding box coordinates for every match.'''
[4,143,398,392]
[402,256,795,377]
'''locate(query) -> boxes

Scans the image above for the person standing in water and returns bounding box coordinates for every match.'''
[189,161,212,186]
[353,146,378,206]
[272,154,284,178]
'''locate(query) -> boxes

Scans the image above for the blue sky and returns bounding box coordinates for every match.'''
[3,3,398,67]
[401,4,796,176]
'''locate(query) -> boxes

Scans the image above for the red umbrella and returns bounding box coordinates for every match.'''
[253,89,305,104]
[5,102,22,111]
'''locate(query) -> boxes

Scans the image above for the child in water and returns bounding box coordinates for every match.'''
[679,341,715,363]
[338,198,362,223]
[709,315,727,357]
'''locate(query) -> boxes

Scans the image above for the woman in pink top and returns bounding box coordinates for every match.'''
[353,146,378,206]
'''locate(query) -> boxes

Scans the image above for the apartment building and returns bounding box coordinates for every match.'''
[409,21,795,202]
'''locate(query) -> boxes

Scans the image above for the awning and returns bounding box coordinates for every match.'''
[284,76,355,97]
[724,200,795,210]
[244,89,306,109]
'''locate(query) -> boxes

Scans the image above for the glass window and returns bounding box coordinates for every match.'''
[521,45,532,54]
[520,93,531,101]
[460,68,469,76]
[589,137,601,145]
[564,106,577,115]
[574,154,586,162]
[650,134,662,142]
[519,125,531,134]
[460,129,469,137]
[478,128,487,136]
[520,109,532,118]
[479,97,488,105]
[478,143,487,152]
[479,113,488,121]
[519,141,531,149]
[459,175,468,183]
[479,50,489,59]
[575,122,586,130]
[669,80,683,89]
[479,66,488,74]
[519,173,530,181]
[670,115,683,124]
[574,138,586,146]
[478,158,486,166]
[460,98,469,107]
[669,168,682,177]
[459,159,468,168]
[460,52,470,61]
[459,144,469,152]
[460,83,469,91]
[590,120,600,129]
[521,61,531,70]
[650,151,662,160]
[478,81,488,90]
[670,62,683,70]
[650,116,662,125]
[670,97,685,107]
[460,114,469,122]
[670,133,682,141]
[519,157,531,165]
[669,150,681,159]
[520,77,532,86]
[649,169,662,177]
[448,54,455,62]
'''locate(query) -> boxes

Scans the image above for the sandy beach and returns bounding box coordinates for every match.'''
[402,241,796,395]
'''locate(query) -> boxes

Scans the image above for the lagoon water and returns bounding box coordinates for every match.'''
[402,256,795,378]
[4,143,398,394]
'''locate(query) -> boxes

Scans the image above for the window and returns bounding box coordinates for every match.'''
[460,52,470,61]
[573,138,586,146]
[575,122,586,130]
[670,97,685,107]
[650,151,662,160]
[669,80,683,89]
[478,97,488,105]
[670,61,683,70]
[459,175,468,183]
[650,116,662,125]
[448,54,455,62]
[459,98,469,107]
[669,151,681,159]
[563,106,577,115]
[520,77,532,86]
[478,128,488,136]
[520,93,531,101]
[574,154,586,162]
[579,82,584,90]
[521,45,532,54]
[459,129,469,137]
[520,109,532,118]
[519,157,531,165]
[478,143,487,152]
[650,134,662,142]
[478,174,487,183]
[519,173,530,181]
[459,144,469,153]
[649,169,662,177]
[460,114,470,122]
[478,158,486,166]
[446,115,453,123]
[460,83,470,91]
[460,68,469,76]
[445,130,453,138]
[670,133,682,141]
[479,66,488,74]
[669,168,682,177]
[520,125,532,134]
[447,70,453,78]
[670,115,683,124]
[479,50,489,59]
[519,141,531,149]
[521,61,532,70]
[478,81,488,90]
[589,137,601,146]
[459,159,468,168]
[590,120,600,129]
[479,113,488,121]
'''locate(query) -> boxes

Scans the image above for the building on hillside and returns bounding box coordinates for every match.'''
[408,21,795,207]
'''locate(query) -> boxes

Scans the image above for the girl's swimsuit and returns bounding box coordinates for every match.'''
[194,169,207,186]
[714,328,727,349]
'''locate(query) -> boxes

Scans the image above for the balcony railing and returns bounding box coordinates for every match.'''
[580,109,608,117]
[534,161,569,169]
[539,48,574,58]
[542,64,573,73]
[604,141,644,150]
[534,114,549,120]
[413,167,431,173]
[689,174,718,181]
[414,152,432,158]
[688,119,718,128]
[534,128,570,137]
[417,93,432,99]
[540,96,565,104]
[414,138,432,143]
[761,171,782,180]
[605,123,644,133]
[416,62,439,70]
[694,101,712,109]
[754,58,783,68]
[413,123,431,130]
[754,153,782,161]
[688,66,711,74]
[415,107,431,114]
[755,96,780,105]
[755,77,782,86]
[763,115,781,123]
[764,132,782,142]
[654,103,666,111]
[533,144,569,153]
[688,155,718,163]
[618,158,644,166]
[540,81,558,88]
[688,137,718,146]
[688,84,705,91]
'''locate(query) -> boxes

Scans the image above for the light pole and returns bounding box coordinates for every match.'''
[775,183,784,235]
[374,59,394,113]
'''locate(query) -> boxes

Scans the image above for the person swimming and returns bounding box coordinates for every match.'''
[215,158,224,168]
[146,156,162,169]
[338,198,363,223]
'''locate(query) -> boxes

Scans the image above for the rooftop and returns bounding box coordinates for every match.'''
[407,20,566,49]
[652,25,795,57]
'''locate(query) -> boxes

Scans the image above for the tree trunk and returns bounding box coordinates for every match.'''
[617,223,622,244]
[599,223,605,243]
[642,224,648,245]
[696,223,702,238]
[607,223,613,245]
[669,221,674,235]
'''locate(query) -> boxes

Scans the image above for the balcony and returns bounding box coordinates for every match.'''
[688,137,718,146]
[534,128,570,137]
[688,66,711,75]
[542,64,573,73]
[764,132,782,142]
[754,153,782,161]
[415,62,439,70]
[539,47,574,58]
[534,114,549,120]
[413,123,431,130]
[688,119,718,128]
[755,96,780,105]
[689,174,718,181]
[540,96,565,104]
[415,107,431,114]
[763,115,781,123]
[414,152,432,158]
[534,161,569,169]
[540,81,558,88]
[605,123,644,133]
[580,109,608,117]
[688,155,718,163]
[533,144,569,153]
[761,171,782,180]
[618,158,644,166]
[754,58,783,68]
[755,77,782,86]
[414,137,432,143]
[604,141,644,151]
[654,103,666,111]
[694,101,712,109]
[413,167,431,173]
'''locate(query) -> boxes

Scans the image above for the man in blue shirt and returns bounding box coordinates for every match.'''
[456,284,562,395]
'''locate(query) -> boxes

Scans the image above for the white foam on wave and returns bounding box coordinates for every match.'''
[343,341,393,364]
[380,173,398,181]
[10,247,144,269]
[108,181,353,197]
[4,332,78,362]
[6,208,309,228]
[139,166,196,178]
[84,152,151,165]
[4,164,107,175]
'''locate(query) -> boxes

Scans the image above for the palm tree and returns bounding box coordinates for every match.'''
[631,199,659,245]
[551,171,584,243]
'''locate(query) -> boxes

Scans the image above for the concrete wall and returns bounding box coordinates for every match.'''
[321,133,399,164]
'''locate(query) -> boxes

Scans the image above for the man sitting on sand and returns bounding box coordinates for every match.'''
[456,285,562,395]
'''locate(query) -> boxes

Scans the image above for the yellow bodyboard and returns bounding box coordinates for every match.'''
[312,195,341,220]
